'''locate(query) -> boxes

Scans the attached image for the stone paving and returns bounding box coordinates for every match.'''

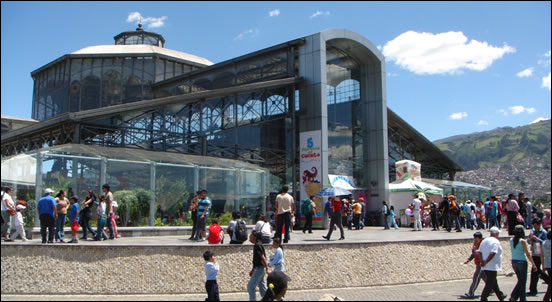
[1,276,549,301]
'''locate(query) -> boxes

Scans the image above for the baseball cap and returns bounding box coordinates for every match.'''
[490,226,501,234]
[44,188,54,194]
[16,204,26,210]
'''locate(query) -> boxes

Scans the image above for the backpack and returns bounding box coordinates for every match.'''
[301,199,312,215]
[234,219,248,243]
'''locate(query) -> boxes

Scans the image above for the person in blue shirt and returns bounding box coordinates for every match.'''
[527,219,551,296]
[195,190,211,241]
[203,250,220,301]
[68,196,80,243]
[37,188,57,244]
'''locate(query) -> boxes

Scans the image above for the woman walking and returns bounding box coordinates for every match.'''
[509,224,537,301]
[80,190,97,240]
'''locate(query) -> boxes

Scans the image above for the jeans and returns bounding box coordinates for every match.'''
[205,280,220,301]
[529,255,550,293]
[468,264,486,297]
[275,212,291,242]
[194,215,207,240]
[80,214,96,238]
[190,210,198,238]
[105,213,115,239]
[353,214,361,230]
[507,211,518,235]
[488,215,497,229]
[383,214,390,229]
[388,215,399,229]
[544,268,551,302]
[510,260,528,301]
[95,219,108,240]
[525,214,532,229]
[55,213,66,240]
[247,267,267,301]
[449,213,461,231]
[39,214,55,243]
[1,210,12,238]
[413,210,422,231]
[480,270,505,301]
[326,210,344,239]
[303,213,313,233]
[431,213,439,230]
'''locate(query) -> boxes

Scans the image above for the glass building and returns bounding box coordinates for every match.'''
[2,27,471,226]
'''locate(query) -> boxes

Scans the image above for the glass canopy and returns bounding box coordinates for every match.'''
[1,144,267,226]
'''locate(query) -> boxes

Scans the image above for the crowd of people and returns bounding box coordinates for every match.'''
[402,192,551,235]
[3,185,552,301]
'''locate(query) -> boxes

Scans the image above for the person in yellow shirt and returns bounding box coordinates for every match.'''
[352,199,363,230]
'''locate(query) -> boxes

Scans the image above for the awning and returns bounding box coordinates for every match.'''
[328,174,356,190]
[389,179,443,195]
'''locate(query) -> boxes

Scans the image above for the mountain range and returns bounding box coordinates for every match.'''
[434,119,551,200]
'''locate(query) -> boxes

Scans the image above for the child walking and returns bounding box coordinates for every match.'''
[389,205,399,230]
[7,204,27,241]
[68,196,80,243]
[268,237,285,272]
[203,250,220,301]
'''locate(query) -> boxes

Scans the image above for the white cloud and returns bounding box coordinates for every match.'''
[516,67,534,78]
[382,31,515,75]
[530,117,549,124]
[310,10,330,19]
[539,50,551,67]
[477,120,489,125]
[498,109,508,116]
[509,105,536,115]
[234,29,259,41]
[450,112,468,120]
[126,12,167,28]
[268,9,280,17]
[542,72,551,91]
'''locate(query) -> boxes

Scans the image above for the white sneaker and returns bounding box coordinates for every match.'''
[22,238,29,241]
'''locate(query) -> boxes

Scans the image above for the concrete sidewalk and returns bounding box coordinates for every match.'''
[2,276,549,301]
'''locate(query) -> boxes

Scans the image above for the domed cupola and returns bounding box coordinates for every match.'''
[114,23,166,47]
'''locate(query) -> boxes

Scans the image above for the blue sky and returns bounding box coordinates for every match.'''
[1,1,550,141]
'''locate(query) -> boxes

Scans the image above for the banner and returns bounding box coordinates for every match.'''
[299,130,322,225]
[395,160,421,181]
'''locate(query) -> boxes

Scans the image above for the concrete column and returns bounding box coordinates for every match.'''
[34,150,43,227]
[150,162,156,226]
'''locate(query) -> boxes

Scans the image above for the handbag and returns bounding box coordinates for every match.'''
[516,212,524,224]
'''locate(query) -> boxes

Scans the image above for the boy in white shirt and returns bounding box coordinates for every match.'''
[7,205,27,241]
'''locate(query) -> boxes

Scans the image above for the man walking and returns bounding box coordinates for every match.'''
[274,186,294,244]
[102,184,115,240]
[382,201,390,230]
[323,196,345,241]
[195,190,211,241]
[478,226,506,301]
[1,187,16,241]
[37,188,57,244]
[412,195,423,231]
[527,218,550,296]
[301,195,315,234]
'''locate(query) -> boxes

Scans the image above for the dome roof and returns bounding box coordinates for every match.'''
[71,44,213,66]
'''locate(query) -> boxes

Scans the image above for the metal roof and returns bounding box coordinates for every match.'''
[72,44,213,66]
[387,108,464,172]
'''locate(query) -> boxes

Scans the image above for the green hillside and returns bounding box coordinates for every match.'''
[434,120,551,170]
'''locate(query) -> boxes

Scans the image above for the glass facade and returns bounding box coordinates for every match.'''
[1,144,267,226]
[326,46,365,187]
[33,56,199,120]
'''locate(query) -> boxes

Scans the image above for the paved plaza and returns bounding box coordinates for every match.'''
[1,276,550,301]
[0,226,510,247]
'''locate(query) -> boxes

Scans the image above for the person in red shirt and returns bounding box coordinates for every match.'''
[208,219,224,244]
[462,232,486,299]
[323,196,345,241]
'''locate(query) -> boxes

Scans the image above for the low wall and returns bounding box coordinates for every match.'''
[1,239,513,294]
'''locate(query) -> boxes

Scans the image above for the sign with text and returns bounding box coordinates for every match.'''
[299,130,322,225]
